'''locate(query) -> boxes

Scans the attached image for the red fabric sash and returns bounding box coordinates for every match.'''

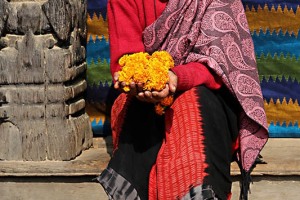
[111,88,209,199]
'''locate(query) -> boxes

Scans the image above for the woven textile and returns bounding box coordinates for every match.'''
[245,0,300,137]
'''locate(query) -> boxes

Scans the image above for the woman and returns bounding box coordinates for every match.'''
[98,0,268,199]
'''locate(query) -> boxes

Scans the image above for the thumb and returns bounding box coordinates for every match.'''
[113,72,119,82]
[168,71,177,93]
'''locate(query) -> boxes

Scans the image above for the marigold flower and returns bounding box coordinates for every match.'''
[160,95,174,107]
[118,51,175,115]
[155,104,166,115]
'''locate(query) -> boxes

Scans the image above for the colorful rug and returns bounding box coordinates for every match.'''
[86,0,300,138]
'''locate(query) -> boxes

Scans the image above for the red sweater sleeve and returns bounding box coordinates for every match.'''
[171,62,222,91]
[107,0,145,77]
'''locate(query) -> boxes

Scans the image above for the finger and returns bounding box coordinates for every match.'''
[137,82,144,92]
[152,91,158,97]
[144,91,155,102]
[168,71,178,93]
[156,85,169,98]
[114,81,120,90]
[143,91,159,103]
[135,95,144,101]
[136,92,152,103]
[121,81,127,88]
[113,72,119,82]
[144,91,152,98]
[137,92,145,98]
[129,82,137,95]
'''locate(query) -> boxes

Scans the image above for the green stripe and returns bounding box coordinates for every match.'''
[257,53,300,81]
[87,58,112,85]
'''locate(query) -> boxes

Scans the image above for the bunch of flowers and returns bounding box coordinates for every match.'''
[118,51,175,115]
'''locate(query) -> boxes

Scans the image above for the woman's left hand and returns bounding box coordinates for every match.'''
[136,71,177,103]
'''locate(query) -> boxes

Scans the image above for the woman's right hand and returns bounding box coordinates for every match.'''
[136,70,177,103]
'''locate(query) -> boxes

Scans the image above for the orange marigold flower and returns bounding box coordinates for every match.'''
[118,51,174,92]
[160,95,174,107]
[155,104,165,115]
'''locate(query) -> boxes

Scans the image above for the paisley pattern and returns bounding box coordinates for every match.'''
[204,46,229,72]
[235,74,263,97]
[241,38,256,61]
[226,42,255,70]
[237,12,251,33]
[230,0,250,34]
[143,25,156,48]
[143,0,268,171]
[195,30,218,47]
[211,11,240,36]
[209,0,228,9]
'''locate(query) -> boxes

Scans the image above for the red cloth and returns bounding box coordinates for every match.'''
[149,88,208,199]
[107,0,222,91]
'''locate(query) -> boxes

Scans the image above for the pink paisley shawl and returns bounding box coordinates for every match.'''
[143,0,268,172]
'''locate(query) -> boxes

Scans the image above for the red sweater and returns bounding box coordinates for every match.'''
[107,0,222,91]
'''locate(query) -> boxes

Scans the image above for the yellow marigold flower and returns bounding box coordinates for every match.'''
[118,51,175,115]
[118,54,128,66]
[123,86,130,92]
[118,51,174,92]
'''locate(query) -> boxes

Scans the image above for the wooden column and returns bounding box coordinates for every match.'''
[0,0,93,161]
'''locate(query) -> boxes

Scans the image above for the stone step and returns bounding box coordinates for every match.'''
[1,175,300,200]
[0,138,299,177]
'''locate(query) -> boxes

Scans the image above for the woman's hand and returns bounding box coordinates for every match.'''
[114,70,178,103]
[136,70,178,103]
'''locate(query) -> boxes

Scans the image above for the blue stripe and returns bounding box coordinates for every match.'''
[87,0,107,19]
[86,35,110,65]
[87,0,107,10]
[91,118,112,137]
[261,76,300,103]
[252,30,300,59]
[269,122,300,137]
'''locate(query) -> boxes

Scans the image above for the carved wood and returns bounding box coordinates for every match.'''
[0,0,92,161]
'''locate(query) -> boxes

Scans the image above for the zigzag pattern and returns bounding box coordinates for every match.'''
[245,4,300,37]
[87,13,108,42]
[87,58,111,85]
[86,81,115,103]
[86,102,111,136]
[264,98,300,126]
[261,76,300,102]
[269,122,300,138]
[243,1,300,137]
[87,35,110,65]
[91,118,112,136]
[252,31,300,59]
[257,54,300,81]
[252,29,300,58]
[243,0,300,13]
